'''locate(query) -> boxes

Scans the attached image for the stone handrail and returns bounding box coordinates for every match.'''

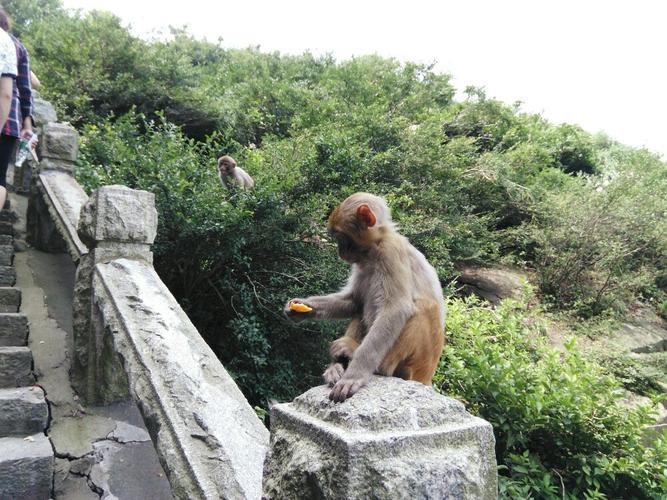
[26,107,270,498]
[26,98,498,499]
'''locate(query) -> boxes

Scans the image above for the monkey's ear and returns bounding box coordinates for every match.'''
[356,204,377,228]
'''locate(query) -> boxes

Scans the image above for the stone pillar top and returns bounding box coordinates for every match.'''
[290,377,469,433]
[38,122,79,163]
[77,185,157,250]
[264,376,498,499]
[31,97,58,129]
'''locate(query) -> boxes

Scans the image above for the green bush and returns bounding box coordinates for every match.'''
[435,293,667,498]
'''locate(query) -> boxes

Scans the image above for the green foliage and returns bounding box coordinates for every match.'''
[15,6,667,497]
[436,294,667,499]
[532,144,667,316]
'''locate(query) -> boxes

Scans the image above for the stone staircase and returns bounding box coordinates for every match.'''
[0,208,54,499]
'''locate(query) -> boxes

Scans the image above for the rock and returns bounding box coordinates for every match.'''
[0,386,48,436]
[49,414,116,459]
[109,420,150,443]
[0,313,29,346]
[611,306,667,353]
[0,287,21,313]
[0,266,16,286]
[32,97,58,128]
[38,122,79,163]
[77,185,157,249]
[0,346,34,387]
[263,376,498,500]
[0,433,54,499]
[457,266,527,304]
[0,244,13,266]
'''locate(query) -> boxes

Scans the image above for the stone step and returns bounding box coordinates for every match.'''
[0,287,20,313]
[0,235,11,246]
[0,220,13,236]
[0,266,16,286]
[0,210,17,223]
[0,433,54,499]
[0,386,48,437]
[0,347,34,388]
[0,313,29,346]
[0,244,13,267]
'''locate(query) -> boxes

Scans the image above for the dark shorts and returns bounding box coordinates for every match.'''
[0,134,17,187]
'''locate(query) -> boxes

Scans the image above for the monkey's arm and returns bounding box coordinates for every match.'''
[329,302,412,402]
[284,291,357,322]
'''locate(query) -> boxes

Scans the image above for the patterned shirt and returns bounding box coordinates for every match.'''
[2,35,32,138]
[0,30,16,77]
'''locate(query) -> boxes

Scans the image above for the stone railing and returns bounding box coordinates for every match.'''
[27,99,498,499]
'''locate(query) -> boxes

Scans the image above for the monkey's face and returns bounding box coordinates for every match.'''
[218,156,237,175]
[218,161,233,175]
[328,228,368,264]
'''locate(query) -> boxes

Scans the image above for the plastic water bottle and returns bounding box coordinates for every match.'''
[15,133,38,167]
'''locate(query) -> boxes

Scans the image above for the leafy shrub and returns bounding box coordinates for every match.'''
[436,293,667,499]
[531,144,667,316]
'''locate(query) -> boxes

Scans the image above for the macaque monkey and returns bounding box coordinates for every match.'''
[285,193,445,402]
[218,155,254,190]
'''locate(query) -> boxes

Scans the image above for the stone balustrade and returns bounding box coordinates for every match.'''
[26,97,499,499]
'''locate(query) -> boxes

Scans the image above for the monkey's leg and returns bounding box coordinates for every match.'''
[324,319,363,386]
[378,300,444,385]
[329,319,363,362]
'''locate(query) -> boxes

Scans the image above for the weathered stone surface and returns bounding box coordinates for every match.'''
[72,186,155,404]
[32,97,58,127]
[28,171,88,259]
[0,244,13,266]
[36,156,75,174]
[0,313,29,346]
[0,315,24,346]
[0,221,13,236]
[264,377,498,500]
[610,306,667,353]
[50,414,116,459]
[0,386,48,436]
[0,210,17,223]
[78,185,157,247]
[93,258,269,500]
[0,287,21,313]
[0,235,11,246]
[457,266,527,304]
[39,122,79,162]
[0,346,34,387]
[0,266,16,286]
[0,433,54,499]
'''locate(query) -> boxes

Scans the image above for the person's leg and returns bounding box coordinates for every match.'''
[0,134,17,209]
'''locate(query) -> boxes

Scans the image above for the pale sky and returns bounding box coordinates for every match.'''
[61,0,667,158]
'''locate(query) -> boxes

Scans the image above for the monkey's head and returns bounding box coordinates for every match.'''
[327,193,393,264]
[218,155,237,175]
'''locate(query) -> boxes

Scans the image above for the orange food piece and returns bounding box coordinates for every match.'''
[289,302,313,313]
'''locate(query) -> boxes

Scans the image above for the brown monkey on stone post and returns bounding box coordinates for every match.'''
[218,155,254,190]
[285,192,445,403]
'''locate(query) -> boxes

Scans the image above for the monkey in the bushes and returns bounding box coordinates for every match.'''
[218,155,254,190]
[285,192,445,403]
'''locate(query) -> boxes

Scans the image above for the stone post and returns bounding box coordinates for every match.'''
[35,122,79,174]
[72,185,158,404]
[263,376,498,500]
[26,120,81,253]
[13,95,58,191]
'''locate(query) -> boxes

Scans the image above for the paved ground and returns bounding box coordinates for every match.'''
[12,193,173,499]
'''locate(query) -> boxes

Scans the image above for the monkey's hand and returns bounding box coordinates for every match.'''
[283,299,315,322]
[330,337,359,362]
[329,371,370,403]
[323,363,345,386]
